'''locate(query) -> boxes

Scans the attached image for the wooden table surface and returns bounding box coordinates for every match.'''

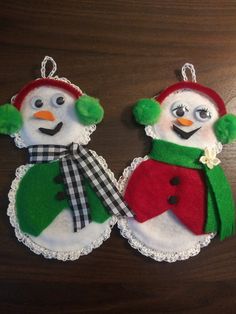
[0,1,236,313]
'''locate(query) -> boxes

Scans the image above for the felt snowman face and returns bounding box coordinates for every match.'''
[134,80,236,148]
[20,86,89,146]
[0,77,103,147]
[150,89,220,149]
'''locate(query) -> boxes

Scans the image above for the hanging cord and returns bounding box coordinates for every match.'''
[41,56,57,78]
[40,55,82,94]
[181,63,197,82]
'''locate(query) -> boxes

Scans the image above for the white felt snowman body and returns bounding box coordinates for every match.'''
[118,64,236,262]
[1,57,131,260]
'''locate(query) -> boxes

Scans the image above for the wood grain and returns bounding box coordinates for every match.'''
[0,1,236,313]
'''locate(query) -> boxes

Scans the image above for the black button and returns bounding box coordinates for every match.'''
[168,196,178,205]
[54,174,64,184]
[56,191,66,201]
[170,176,180,186]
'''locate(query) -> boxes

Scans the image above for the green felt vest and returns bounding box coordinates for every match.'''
[16,161,111,236]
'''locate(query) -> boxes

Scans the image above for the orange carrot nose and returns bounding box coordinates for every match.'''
[33,110,55,121]
[177,117,193,126]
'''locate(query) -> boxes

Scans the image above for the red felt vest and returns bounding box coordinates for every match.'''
[124,159,207,235]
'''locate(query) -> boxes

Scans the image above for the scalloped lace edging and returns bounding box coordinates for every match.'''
[117,218,215,263]
[117,156,215,262]
[118,156,149,194]
[7,153,118,261]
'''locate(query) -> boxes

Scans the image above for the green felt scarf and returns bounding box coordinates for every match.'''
[149,139,235,240]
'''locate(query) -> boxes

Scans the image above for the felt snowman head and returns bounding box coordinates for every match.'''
[0,56,104,147]
[133,63,236,149]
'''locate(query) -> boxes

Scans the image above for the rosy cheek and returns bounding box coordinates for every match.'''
[198,124,217,141]
[157,114,174,131]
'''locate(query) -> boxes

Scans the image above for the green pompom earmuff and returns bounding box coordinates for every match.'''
[133,98,162,126]
[214,114,236,144]
[0,103,23,135]
[75,95,104,125]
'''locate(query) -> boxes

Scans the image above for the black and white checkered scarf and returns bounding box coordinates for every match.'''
[28,143,133,232]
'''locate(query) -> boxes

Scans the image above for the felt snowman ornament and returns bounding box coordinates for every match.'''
[0,56,132,260]
[118,63,236,262]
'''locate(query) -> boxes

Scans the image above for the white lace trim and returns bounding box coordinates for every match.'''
[117,218,215,262]
[7,153,118,261]
[118,156,149,194]
[145,125,157,140]
[117,156,215,262]
[10,132,26,148]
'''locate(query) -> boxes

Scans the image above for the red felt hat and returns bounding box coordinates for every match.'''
[155,81,227,116]
[13,78,82,110]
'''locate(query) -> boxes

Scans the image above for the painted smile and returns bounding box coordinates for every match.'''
[39,122,63,136]
[172,124,201,140]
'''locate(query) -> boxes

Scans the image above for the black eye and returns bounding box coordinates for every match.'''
[35,99,43,108]
[56,96,65,105]
[195,107,211,122]
[175,107,185,117]
[52,94,65,107]
[171,103,189,118]
[31,96,44,109]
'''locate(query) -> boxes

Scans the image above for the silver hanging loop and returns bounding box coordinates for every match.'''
[181,63,197,82]
[41,56,57,78]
